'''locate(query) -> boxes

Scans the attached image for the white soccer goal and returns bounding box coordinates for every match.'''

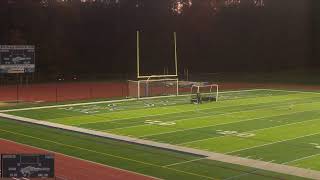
[191,84,219,103]
[128,78,179,98]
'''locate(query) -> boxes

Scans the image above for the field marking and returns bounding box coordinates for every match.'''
[72,92,320,128]
[222,159,276,180]
[0,128,158,167]
[107,108,268,132]
[0,89,267,113]
[138,106,319,139]
[74,104,251,127]
[69,91,279,126]
[1,114,320,179]
[162,157,207,167]
[0,128,212,180]
[283,153,320,165]
[4,89,306,128]
[2,88,299,124]
[178,111,320,146]
[223,169,261,180]
[1,88,317,114]
[103,98,319,133]
[6,93,320,158]
[0,138,161,180]
[163,166,214,180]
[226,131,320,155]
[259,88,320,95]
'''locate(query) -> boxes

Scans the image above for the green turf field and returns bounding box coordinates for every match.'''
[3,89,320,177]
[0,118,308,180]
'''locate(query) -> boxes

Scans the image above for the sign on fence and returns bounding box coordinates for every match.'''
[0,45,35,73]
[1,154,55,178]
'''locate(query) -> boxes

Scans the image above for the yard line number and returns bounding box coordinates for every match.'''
[216,130,255,138]
[145,120,176,126]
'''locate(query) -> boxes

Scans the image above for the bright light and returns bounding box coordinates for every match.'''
[171,0,192,15]
[253,0,264,7]
[224,0,241,7]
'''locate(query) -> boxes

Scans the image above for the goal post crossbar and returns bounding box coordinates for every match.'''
[138,74,178,79]
[129,78,179,82]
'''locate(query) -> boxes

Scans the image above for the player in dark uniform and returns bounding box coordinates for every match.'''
[196,92,202,104]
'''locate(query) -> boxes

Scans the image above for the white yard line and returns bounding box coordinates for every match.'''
[138,105,319,138]
[59,92,317,127]
[106,107,278,133]
[259,88,320,95]
[0,98,137,113]
[104,96,318,133]
[283,153,320,165]
[69,97,274,126]
[226,131,320,155]
[178,113,320,146]
[1,113,320,179]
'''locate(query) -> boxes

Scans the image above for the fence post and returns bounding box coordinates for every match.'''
[16,73,19,103]
[55,82,58,103]
[89,85,93,99]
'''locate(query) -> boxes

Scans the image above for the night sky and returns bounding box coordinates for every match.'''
[0,0,319,77]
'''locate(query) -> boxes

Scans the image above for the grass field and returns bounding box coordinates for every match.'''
[0,118,308,180]
[3,89,320,178]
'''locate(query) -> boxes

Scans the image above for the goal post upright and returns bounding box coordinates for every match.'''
[137,80,140,99]
[216,85,219,102]
[134,30,180,99]
[137,30,140,79]
[174,32,178,76]
[136,30,179,79]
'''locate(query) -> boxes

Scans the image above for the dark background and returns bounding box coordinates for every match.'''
[0,0,318,78]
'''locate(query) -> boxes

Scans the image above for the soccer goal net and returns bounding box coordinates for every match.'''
[191,84,219,103]
[128,78,179,99]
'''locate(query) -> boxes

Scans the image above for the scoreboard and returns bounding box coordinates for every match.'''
[1,154,54,178]
[0,45,35,74]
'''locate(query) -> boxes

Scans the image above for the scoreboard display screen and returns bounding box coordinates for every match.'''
[1,154,54,178]
[0,45,35,73]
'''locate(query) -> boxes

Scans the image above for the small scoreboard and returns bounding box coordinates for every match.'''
[1,154,54,178]
[0,45,35,74]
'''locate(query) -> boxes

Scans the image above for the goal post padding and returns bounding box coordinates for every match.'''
[128,78,179,98]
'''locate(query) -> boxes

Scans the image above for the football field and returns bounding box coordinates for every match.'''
[4,89,320,174]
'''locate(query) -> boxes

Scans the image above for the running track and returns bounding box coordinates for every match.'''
[0,139,155,180]
[1,81,319,103]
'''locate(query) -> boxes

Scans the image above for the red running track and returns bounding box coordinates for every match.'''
[0,82,128,102]
[0,139,155,180]
[1,81,317,103]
